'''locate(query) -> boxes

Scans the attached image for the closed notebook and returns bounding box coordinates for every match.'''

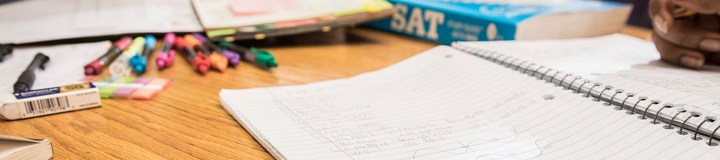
[220,40,720,159]
[0,135,52,160]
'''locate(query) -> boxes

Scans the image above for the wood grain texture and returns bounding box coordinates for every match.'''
[0,27,652,159]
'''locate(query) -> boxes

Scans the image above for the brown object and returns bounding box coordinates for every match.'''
[0,27,651,159]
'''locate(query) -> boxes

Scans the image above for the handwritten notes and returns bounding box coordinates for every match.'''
[597,61,720,100]
[221,46,720,159]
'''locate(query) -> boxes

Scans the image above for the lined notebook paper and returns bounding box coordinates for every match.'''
[221,46,720,159]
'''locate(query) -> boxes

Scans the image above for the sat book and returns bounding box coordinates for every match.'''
[366,0,632,44]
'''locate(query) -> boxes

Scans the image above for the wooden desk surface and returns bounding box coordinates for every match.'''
[0,26,652,159]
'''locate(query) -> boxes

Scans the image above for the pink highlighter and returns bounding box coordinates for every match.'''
[84,37,132,75]
[156,33,176,69]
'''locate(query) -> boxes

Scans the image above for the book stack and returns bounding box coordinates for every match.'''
[192,0,395,41]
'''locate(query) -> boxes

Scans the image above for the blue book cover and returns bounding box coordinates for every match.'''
[366,0,631,44]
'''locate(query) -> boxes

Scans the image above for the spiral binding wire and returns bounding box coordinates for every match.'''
[452,42,720,145]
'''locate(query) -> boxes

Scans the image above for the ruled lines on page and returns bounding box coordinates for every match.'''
[220,46,720,159]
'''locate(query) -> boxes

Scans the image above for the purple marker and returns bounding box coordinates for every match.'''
[222,50,241,66]
[192,33,240,67]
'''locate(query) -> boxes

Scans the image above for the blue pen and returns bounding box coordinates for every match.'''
[130,35,156,74]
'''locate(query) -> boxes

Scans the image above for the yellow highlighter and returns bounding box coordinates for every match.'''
[109,37,144,76]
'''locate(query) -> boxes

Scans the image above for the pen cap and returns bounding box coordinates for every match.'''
[156,47,175,69]
[113,37,133,50]
[144,35,156,50]
[0,44,11,62]
[174,38,188,49]
[124,37,146,56]
[251,47,277,68]
[217,40,231,48]
[184,35,201,47]
[222,50,241,66]
[163,33,176,44]
[192,33,209,43]
[130,53,148,74]
[27,53,50,70]
[14,53,50,91]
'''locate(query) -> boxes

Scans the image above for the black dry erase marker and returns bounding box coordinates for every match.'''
[0,44,11,62]
[13,53,50,92]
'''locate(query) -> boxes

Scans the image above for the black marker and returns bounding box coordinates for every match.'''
[0,44,11,62]
[14,53,50,92]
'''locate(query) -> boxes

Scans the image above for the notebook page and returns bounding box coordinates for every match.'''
[594,73,720,137]
[599,61,720,100]
[457,34,660,80]
[0,41,111,93]
[221,46,720,159]
[0,0,202,44]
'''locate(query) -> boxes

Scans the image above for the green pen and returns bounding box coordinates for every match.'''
[217,41,278,69]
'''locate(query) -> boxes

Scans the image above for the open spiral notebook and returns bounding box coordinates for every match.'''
[220,38,720,159]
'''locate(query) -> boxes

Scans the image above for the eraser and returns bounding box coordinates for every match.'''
[0,83,101,120]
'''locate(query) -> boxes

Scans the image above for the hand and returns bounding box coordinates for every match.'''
[649,0,720,69]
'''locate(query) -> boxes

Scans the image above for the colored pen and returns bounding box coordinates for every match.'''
[14,53,49,92]
[0,44,12,62]
[109,37,144,77]
[84,37,132,75]
[156,33,176,69]
[218,41,278,68]
[185,34,227,71]
[130,35,156,74]
[174,38,210,74]
[221,50,241,67]
[192,33,240,67]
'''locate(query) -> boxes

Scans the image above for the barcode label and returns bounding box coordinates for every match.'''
[23,96,70,115]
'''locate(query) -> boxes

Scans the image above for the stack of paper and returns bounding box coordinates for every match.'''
[192,0,394,41]
[0,0,203,44]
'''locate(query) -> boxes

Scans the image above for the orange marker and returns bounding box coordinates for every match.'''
[184,34,228,72]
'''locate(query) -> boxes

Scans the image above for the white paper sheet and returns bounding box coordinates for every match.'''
[221,46,720,160]
[457,34,661,80]
[0,0,203,44]
[0,41,111,93]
